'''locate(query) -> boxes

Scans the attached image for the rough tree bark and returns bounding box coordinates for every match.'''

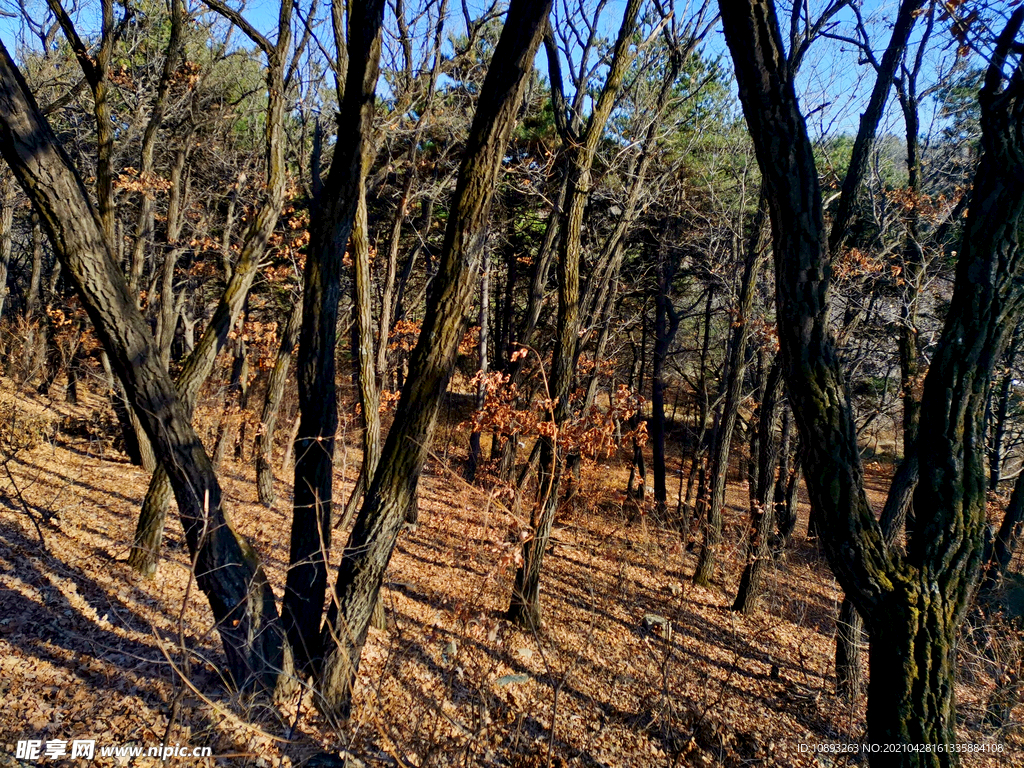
[507,0,643,627]
[0,37,290,694]
[719,0,1024,760]
[126,3,294,576]
[283,0,386,675]
[318,0,552,716]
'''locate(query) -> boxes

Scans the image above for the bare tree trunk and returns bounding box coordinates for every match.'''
[23,215,44,380]
[128,0,183,295]
[651,239,680,515]
[319,0,552,715]
[732,357,784,613]
[467,245,490,481]
[774,409,798,548]
[989,331,1019,490]
[507,0,642,626]
[0,173,13,319]
[286,0,387,675]
[0,38,291,694]
[693,193,768,585]
[680,287,716,535]
[980,467,1024,595]
[256,300,302,506]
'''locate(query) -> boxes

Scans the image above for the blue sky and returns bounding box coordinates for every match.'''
[0,0,997,144]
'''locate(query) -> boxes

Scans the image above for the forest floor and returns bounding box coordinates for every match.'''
[0,378,1022,767]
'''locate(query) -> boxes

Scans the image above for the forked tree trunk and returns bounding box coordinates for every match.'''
[719,1,1024,760]
[0,38,290,694]
[286,0,387,675]
[318,0,552,715]
[506,0,642,627]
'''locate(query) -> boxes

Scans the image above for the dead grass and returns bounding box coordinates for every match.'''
[0,378,1020,767]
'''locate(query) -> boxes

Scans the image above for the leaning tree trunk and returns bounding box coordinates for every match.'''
[126,22,293,576]
[496,175,565,482]
[318,0,553,716]
[0,38,290,694]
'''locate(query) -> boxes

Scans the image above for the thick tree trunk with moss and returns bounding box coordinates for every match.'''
[318,0,552,716]
[862,581,960,753]
[720,0,1024,760]
[0,38,290,694]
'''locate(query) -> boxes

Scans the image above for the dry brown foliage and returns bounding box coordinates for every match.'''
[0,379,1019,767]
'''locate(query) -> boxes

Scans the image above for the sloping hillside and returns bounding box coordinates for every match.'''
[0,380,1019,767]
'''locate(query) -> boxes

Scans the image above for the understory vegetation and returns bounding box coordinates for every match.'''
[0,0,1024,765]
